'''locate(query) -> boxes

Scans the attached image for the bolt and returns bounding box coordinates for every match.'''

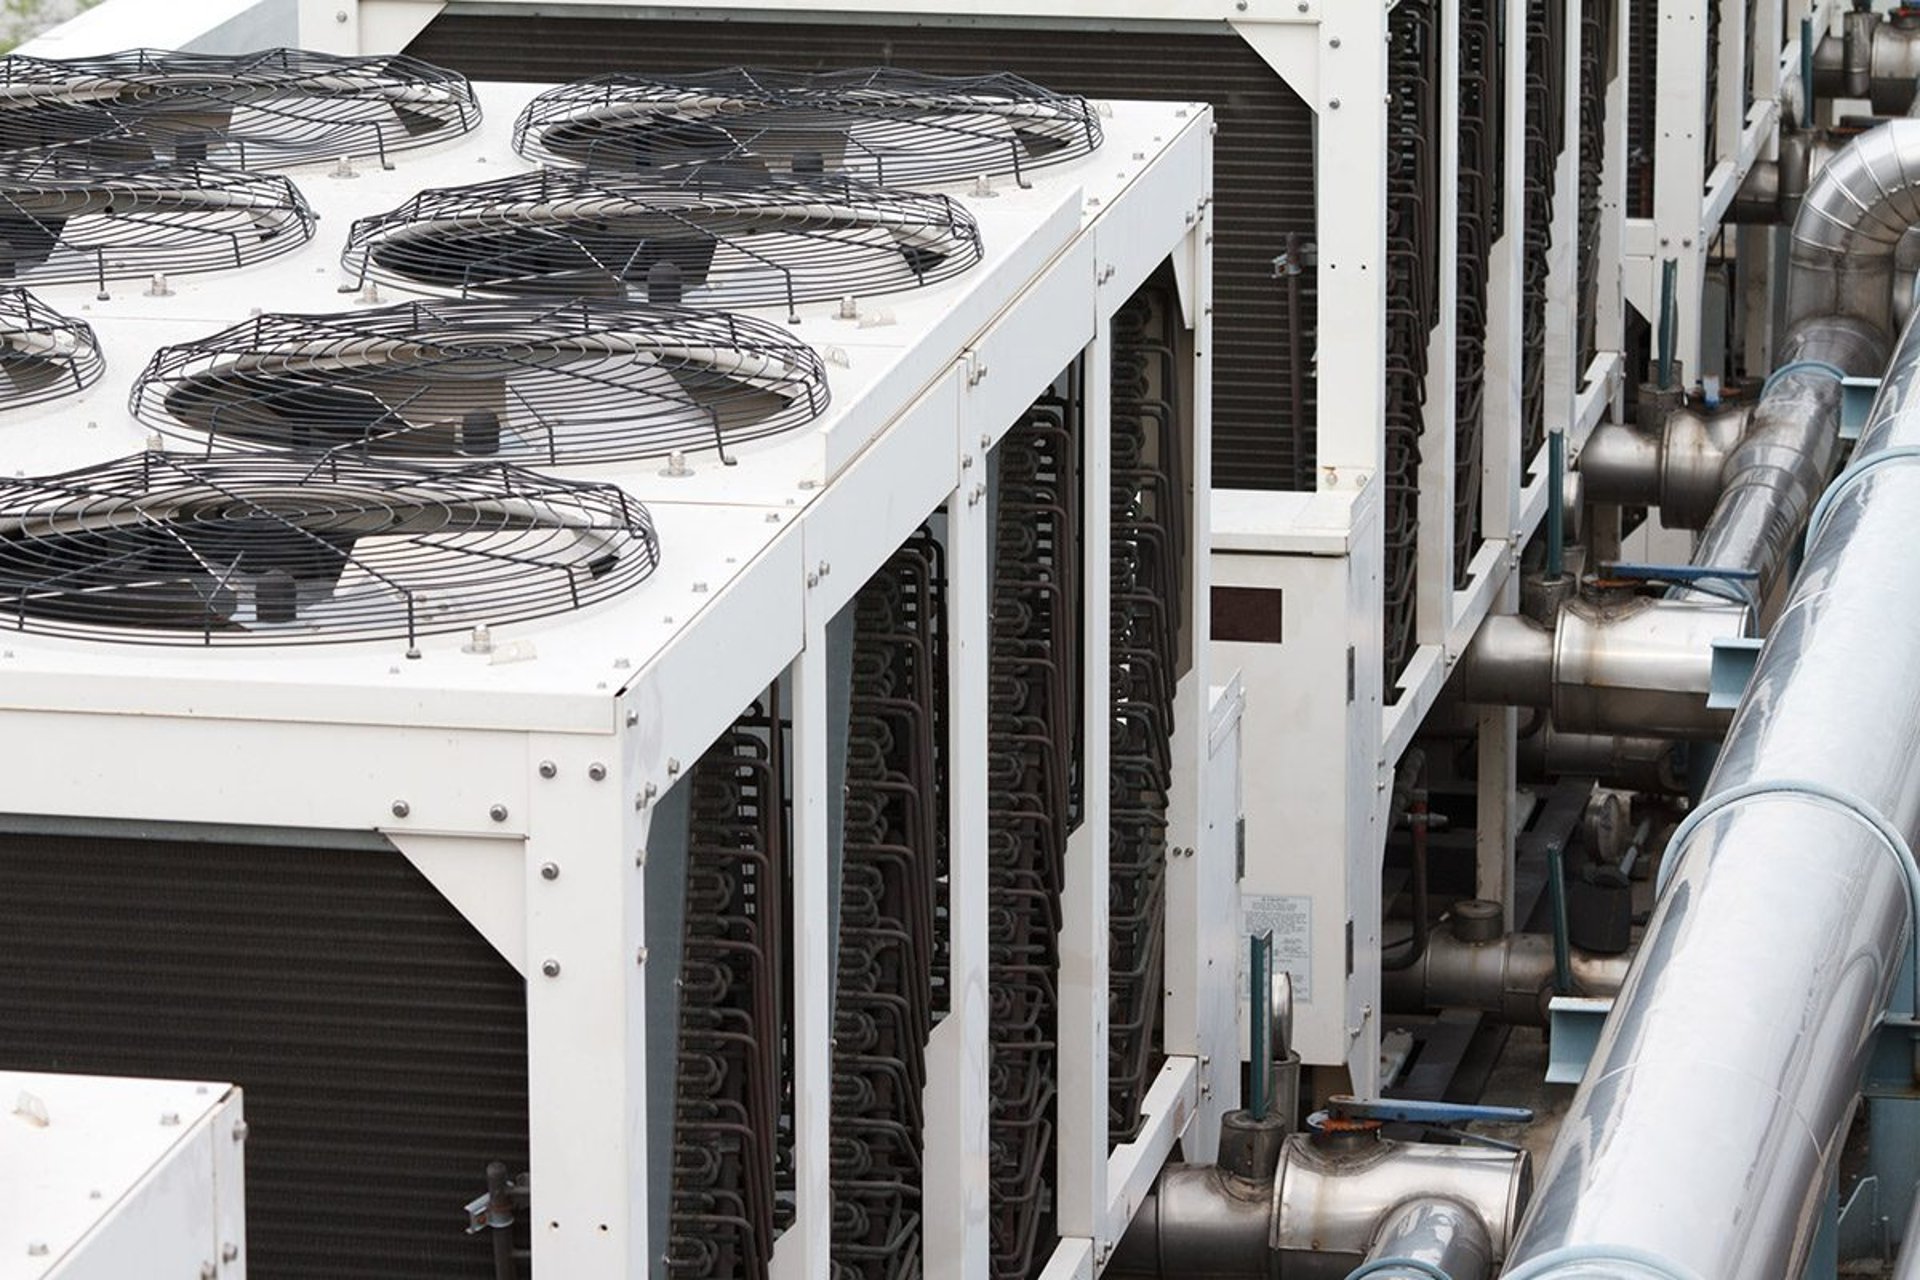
[692,581,709,593]
[540,862,560,881]
[202,1264,217,1280]
[1330,36,1342,47]
[161,1111,180,1126]
[223,1244,240,1263]
[490,804,509,822]
[391,800,410,818]
[334,8,348,19]
[539,761,557,779]
[667,757,681,775]
[27,1243,48,1257]
[588,762,607,781]
[232,1121,248,1143]
[542,959,561,977]
[1329,97,1342,110]
[636,946,649,965]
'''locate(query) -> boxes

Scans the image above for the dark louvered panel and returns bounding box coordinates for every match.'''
[1627,0,1657,217]
[1578,0,1616,370]
[403,14,1317,490]
[0,832,529,1280]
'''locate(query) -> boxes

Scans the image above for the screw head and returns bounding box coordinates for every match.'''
[538,760,557,779]
[541,959,561,978]
[588,762,607,781]
[489,804,509,823]
[540,862,560,881]
[391,800,410,818]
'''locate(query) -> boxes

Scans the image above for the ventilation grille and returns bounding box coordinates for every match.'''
[0,452,660,646]
[133,298,830,465]
[343,167,982,311]
[0,149,314,288]
[0,828,529,1280]
[0,285,101,409]
[403,14,1317,490]
[513,66,1100,186]
[0,48,479,167]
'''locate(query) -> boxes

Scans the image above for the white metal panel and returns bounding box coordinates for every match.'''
[1,1072,242,1280]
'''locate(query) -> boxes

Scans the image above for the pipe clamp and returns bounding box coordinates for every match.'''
[1656,777,1920,1007]
[1804,444,1920,552]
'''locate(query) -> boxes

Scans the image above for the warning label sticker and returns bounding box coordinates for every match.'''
[1243,893,1313,1003]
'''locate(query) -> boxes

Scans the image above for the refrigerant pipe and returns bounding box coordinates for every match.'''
[1502,205,1920,1280]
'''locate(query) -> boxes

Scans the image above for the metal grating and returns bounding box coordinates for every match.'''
[0,48,479,168]
[343,166,982,313]
[1108,284,1179,1144]
[0,284,101,409]
[1626,0,1656,218]
[1384,0,1441,698]
[1578,0,1616,371]
[403,13,1317,490]
[0,147,314,290]
[1455,0,1501,589]
[672,702,795,1279]
[0,452,661,646]
[515,67,1101,186]
[132,298,830,465]
[0,829,530,1280]
[1524,0,1568,463]
[832,527,947,1279]
[988,376,1083,1278]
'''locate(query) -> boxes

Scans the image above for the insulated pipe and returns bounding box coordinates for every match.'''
[1783,118,1920,372]
[1502,281,1920,1280]
[1350,1197,1492,1280]
[1893,1194,1920,1280]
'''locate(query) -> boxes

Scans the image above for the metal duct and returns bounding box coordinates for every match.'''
[1503,265,1920,1280]
[1353,1196,1493,1280]
[1783,117,1920,372]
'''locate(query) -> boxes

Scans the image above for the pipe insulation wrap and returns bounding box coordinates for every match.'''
[1505,252,1920,1280]
[1785,118,1920,370]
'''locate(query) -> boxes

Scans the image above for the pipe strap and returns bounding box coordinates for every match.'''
[1760,358,1847,395]
[1804,443,1920,551]
[1655,777,1920,1008]
[1499,1244,1710,1280]
[1347,1261,1451,1280]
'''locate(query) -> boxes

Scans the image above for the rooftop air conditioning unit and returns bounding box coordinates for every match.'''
[0,51,1231,1280]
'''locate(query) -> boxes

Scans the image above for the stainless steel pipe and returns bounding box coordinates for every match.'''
[1503,261,1920,1280]
[1579,406,1751,530]
[1350,1197,1492,1280]
[1380,929,1632,1026]
[1455,601,1744,740]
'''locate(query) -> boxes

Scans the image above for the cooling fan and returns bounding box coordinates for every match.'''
[0,145,314,289]
[0,48,479,168]
[0,452,660,646]
[131,298,831,465]
[342,166,981,311]
[0,285,102,408]
[513,66,1102,186]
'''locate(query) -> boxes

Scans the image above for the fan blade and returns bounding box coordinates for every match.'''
[390,103,453,139]
[164,374,421,452]
[542,112,744,169]
[0,351,64,398]
[664,364,796,439]
[359,371,511,457]
[0,214,65,278]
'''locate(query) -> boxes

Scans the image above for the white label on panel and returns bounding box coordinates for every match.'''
[1243,893,1313,1003]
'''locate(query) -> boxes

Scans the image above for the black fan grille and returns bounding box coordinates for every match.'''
[0,48,479,167]
[342,167,982,311]
[513,66,1100,186]
[0,285,102,408]
[132,298,830,464]
[0,147,315,289]
[0,452,659,646]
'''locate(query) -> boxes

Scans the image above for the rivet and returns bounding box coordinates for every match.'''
[588,762,607,781]
[1329,97,1342,110]
[542,959,561,977]
[490,804,509,822]
[539,761,557,779]
[540,862,560,881]
[391,800,410,818]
